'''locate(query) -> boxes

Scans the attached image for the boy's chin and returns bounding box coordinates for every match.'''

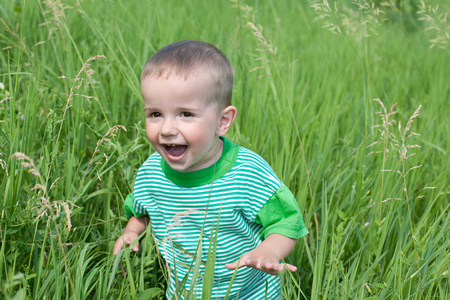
[163,158,190,172]
[168,163,187,172]
[166,159,204,173]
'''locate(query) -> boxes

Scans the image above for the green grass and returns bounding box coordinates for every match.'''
[1,0,449,299]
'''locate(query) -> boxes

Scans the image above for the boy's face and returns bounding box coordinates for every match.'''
[141,73,229,172]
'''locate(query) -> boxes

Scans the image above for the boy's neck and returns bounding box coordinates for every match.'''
[213,137,224,165]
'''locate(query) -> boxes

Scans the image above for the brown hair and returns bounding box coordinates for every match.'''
[141,40,234,108]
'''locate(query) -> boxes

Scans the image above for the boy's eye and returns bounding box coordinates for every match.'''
[180,112,193,117]
[147,112,161,118]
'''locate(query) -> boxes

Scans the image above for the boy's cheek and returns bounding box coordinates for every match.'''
[145,128,159,146]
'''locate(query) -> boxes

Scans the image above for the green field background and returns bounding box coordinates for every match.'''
[1,0,449,299]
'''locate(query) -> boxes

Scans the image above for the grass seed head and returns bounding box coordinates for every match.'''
[0,157,8,176]
[11,152,42,178]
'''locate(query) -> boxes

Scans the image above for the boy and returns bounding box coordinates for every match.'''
[113,40,308,299]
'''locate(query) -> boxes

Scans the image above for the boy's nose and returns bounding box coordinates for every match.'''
[160,118,177,136]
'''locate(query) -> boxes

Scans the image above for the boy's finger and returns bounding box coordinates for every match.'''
[132,241,140,252]
[224,261,237,270]
[112,240,123,255]
[286,263,297,272]
[263,261,274,270]
[244,258,257,268]
[225,258,247,270]
[277,263,297,272]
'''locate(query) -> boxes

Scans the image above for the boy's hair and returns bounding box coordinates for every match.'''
[141,40,234,108]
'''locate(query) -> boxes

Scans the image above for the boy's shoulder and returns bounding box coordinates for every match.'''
[224,144,283,196]
[231,143,282,185]
[235,144,274,172]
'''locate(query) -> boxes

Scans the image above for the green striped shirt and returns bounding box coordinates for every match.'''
[133,137,308,299]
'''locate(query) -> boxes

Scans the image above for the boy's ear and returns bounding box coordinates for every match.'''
[217,106,237,136]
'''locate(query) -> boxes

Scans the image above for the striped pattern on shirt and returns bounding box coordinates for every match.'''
[134,144,284,299]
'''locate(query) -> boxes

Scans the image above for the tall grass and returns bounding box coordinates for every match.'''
[1,0,449,299]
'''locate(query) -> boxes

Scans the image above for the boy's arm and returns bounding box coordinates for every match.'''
[113,216,150,254]
[226,185,307,275]
[225,234,297,275]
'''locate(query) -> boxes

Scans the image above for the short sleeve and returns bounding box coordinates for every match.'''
[255,185,308,240]
[124,193,147,220]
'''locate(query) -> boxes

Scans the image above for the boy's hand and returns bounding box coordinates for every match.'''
[224,234,297,275]
[113,230,140,254]
[224,248,297,275]
[112,216,150,255]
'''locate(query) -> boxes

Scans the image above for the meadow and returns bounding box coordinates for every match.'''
[0,0,449,299]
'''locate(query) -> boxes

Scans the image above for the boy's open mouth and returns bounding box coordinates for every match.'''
[163,144,187,159]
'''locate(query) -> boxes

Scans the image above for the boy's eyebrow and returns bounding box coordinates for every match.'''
[143,105,204,111]
[175,106,203,111]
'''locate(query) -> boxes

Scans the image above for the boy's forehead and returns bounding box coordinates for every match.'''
[142,72,216,101]
[142,69,216,90]
[145,64,216,80]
